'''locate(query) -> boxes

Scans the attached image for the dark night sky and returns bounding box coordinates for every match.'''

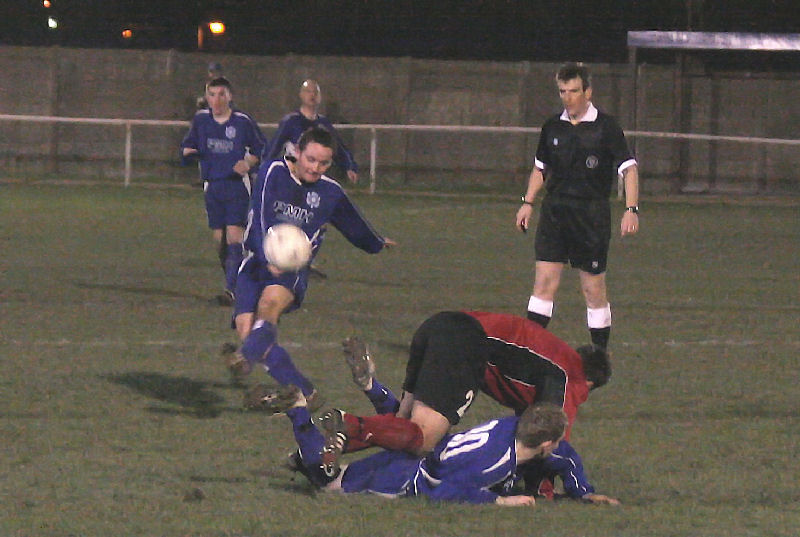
[3,1,800,63]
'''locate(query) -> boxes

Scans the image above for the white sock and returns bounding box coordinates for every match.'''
[528,295,554,317]
[587,304,612,329]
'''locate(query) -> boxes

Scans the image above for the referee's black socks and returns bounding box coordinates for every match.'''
[589,327,610,350]
[527,296,554,328]
[587,304,612,350]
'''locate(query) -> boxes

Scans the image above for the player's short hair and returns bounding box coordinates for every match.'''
[556,62,591,90]
[515,404,567,448]
[297,126,338,154]
[206,76,232,92]
[576,344,612,389]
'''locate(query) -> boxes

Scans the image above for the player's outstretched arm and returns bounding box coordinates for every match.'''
[581,493,621,505]
[496,495,536,506]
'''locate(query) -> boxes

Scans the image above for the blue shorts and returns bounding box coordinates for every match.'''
[341,449,419,497]
[204,178,250,229]
[233,257,309,319]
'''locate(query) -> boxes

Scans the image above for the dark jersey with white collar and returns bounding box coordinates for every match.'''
[535,105,635,199]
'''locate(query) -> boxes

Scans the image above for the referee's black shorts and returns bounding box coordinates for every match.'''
[534,194,611,274]
[401,311,488,425]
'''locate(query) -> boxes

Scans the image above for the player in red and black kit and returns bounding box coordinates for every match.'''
[306,310,610,464]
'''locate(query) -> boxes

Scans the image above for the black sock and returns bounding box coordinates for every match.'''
[527,311,551,328]
[589,327,610,350]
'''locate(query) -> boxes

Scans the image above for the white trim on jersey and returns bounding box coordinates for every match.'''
[549,452,591,496]
[618,158,638,176]
[484,335,571,410]
[482,447,513,474]
[559,103,598,123]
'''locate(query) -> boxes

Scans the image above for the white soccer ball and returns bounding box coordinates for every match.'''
[263,223,312,272]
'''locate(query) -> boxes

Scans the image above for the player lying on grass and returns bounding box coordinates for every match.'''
[305,311,610,461]
[244,329,619,505]
[258,384,568,505]
[316,343,618,503]
[319,312,615,501]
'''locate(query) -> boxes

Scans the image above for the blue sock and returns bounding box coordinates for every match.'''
[287,407,324,467]
[224,242,243,294]
[265,344,315,396]
[240,321,276,365]
[365,377,400,414]
[241,322,314,394]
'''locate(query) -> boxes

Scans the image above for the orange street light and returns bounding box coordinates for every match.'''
[122,29,133,39]
[208,21,225,35]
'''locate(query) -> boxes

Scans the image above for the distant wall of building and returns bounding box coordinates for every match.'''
[1,45,797,193]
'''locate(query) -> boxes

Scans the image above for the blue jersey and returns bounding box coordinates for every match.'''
[342,416,521,504]
[180,108,267,181]
[521,440,595,499]
[545,440,594,498]
[339,418,596,504]
[244,159,384,267]
[264,111,358,173]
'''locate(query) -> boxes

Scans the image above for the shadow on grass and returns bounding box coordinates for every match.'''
[251,467,322,497]
[105,371,239,419]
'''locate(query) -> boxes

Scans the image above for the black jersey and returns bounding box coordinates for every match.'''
[536,105,634,199]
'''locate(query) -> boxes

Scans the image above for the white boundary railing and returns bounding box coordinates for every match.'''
[2,113,799,194]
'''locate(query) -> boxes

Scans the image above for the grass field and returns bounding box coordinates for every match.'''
[1,182,798,537]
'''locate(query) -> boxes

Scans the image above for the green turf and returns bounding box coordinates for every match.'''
[1,183,798,536]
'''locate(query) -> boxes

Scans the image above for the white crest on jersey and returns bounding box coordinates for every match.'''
[306,191,321,209]
[225,125,237,139]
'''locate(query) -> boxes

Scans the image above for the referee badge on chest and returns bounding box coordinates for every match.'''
[306,191,321,208]
[585,155,599,169]
[225,126,237,139]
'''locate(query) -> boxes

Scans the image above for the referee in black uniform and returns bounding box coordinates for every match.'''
[515,63,639,350]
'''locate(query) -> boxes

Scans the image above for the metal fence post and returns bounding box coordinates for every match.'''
[369,127,377,194]
[124,121,132,187]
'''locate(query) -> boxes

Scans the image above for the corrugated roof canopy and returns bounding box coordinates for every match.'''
[627,31,800,51]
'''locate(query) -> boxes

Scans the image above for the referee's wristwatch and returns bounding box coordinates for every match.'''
[625,206,639,214]
[521,196,534,206]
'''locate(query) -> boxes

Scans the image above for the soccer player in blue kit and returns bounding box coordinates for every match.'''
[245,331,619,505]
[181,77,267,304]
[225,126,394,405]
[264,79,359,184]
[274,385,568,506]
